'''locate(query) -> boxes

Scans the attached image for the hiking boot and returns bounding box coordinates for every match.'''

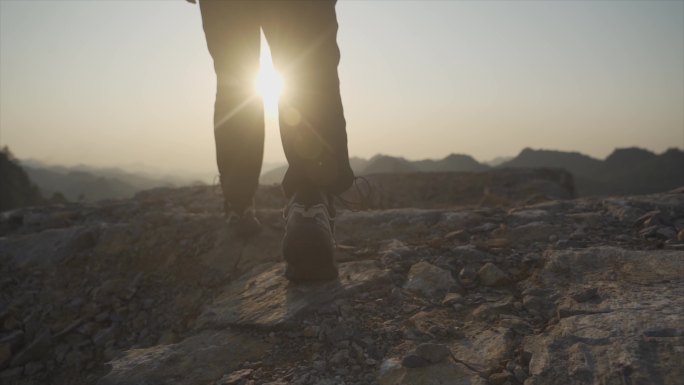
[282,191,338,282]
[226,204,262,239]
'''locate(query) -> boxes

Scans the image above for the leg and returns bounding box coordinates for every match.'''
[200,0,263,213]
[262,0,354,197]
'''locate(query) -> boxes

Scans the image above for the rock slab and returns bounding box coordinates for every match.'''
[522,247,684,385]
[197,260,390,329]
[379,357,486,385]
[98,330,269,385]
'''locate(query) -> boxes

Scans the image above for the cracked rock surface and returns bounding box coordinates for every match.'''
[0,184,682,385]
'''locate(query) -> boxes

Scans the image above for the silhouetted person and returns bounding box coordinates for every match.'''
[191,0,354,281]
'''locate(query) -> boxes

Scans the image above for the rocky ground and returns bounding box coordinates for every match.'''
[1,183,683,385]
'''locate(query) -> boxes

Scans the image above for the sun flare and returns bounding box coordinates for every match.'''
[255,42,283,113]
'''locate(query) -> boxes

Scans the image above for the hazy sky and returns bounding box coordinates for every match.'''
[1,0,682,176]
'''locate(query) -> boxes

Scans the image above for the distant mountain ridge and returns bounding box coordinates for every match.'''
[20,161,200,202]
[14,147,683,204]
[499,147,684,195]
[260,147,683,196]
[259,153,488,184]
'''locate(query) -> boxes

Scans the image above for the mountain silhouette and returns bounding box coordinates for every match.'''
[409,153,490,173]
[499,147,684,195]
[361,154,417,174]
[260,153,490,184]
[260,148,682,196]
[499,148,604,178]
[19,162,198,202]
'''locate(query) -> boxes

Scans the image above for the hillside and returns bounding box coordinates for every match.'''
[20,162,198,202]
[0,149,43,211]
[0,173,682,385]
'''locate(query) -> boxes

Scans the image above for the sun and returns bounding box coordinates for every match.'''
[255,41,283,113]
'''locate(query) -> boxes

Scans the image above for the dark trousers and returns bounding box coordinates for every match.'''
[200,0,354,213]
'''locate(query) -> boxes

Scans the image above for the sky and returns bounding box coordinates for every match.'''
[1,0,683,178]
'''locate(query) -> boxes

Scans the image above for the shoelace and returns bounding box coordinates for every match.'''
[333,175,375,211]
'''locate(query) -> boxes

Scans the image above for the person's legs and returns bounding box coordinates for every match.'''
[262,0,354,198]
[261,1,353,281]
[200,1,264,216]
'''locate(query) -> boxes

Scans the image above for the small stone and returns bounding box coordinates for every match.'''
[329,349,349,366]
[477,262,510,286]
[472,304,493,320]
[570,287,599,303]
[0,343,11,369]
[217,368,253,385]
[95,311,110,323]
[522,295,554,318]
[302,325,319,338]
[324,324,353,344]
[23,361,44,376]
[458,266,478,289]
[378,358,403,382]
[678,229,684,241]
[404,261,456,298]
[506,360,516,371]
[401,352,429,368]
[264,332,280,344]
[55,318,83,338]
[415,343,450,364]
[444,229,470,242]
[473,222,498,232]
[615,234,631,242]
[489,371,511,385]
[491,225,507,238]
[54,344,70,363]
[428,324,447,337]
[514,365,527,382]
[313,360,326,372]
[441,292,463,306]
[448,326,465,339]
[570,227,587,239]
[656,227,676,239]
